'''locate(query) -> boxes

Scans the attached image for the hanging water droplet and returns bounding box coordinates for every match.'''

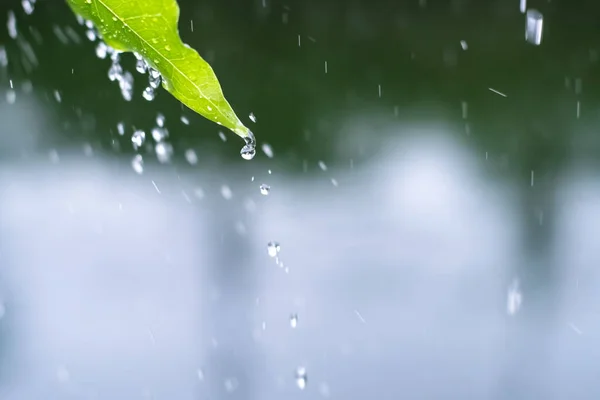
[259,184,271,195]
[0,46,8,67]
[108,61,122,82]
[295,367,307,390]
[240,131,256,160]
[85,29,96,41]
[135,58,148,74]
[185,149,198,165]
[261,143,274,158]
[95,42,108,59]
[131,129,146,149]
[131,154,144,174]
[119,71,134,101]
[249,112,257,123]
[148,68,161,88]
[155,142,173,164]
[142,86,155,101]
[290,313,298,328]
[525,9,543,45]
[267,241,280,257]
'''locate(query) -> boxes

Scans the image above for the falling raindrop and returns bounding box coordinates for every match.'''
[85,29,96,41]
[95,42,108,59]
[196,369,205,381]
[142,86,155,101]
[267,241,280,257]
[261,143,274,158]
[155,142,173,164]
[180,115,190,125]
[507,279,522,315]
[156,113,166,127]
[185,149,198,165]
[221,185,233,200]
[224,378,239,393]
[290,313,298,328]
[131,129,146,149]
[151,127,168,142]
[318,161,328,171]
[119,71,134,101]
[7,11,17,39]
[194,187,205,199]
[319,382,331,397]
[525,9,543,45]
[295,367,307,390]
[249,112,257,123]
[218,131,227,142]
[148,68,161,88]
[6,89,16,104]
[0,46,8,67]
[56,366,70,383]
[22,0,36,15]
[131,154,144,174]
[259,184,271,195]
[116,122,125,135]
[135,58,148,74]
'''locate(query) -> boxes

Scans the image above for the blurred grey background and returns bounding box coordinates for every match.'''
[1,0,600,399]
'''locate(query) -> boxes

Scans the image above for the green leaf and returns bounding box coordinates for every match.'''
[66,0,252,139]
